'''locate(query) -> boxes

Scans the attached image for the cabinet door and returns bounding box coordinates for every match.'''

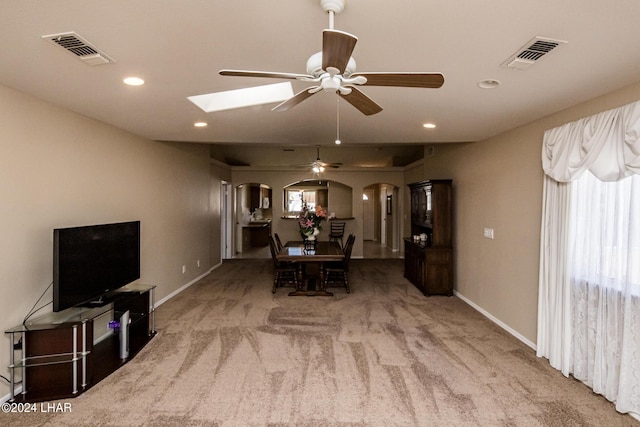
[425,248,453,296]
[404,240,426,294]
[431,182,452,246]
[250,186,261,210]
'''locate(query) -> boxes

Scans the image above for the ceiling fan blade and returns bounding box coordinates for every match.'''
[339,86,383,116]
[272,87,319,112]
[322,29,358,73]
[219,69,314,80]
[350,72,445,88]
[322,162,343,168]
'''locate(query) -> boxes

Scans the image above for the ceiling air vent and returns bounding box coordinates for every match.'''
[501,36,566,70]
[42,32,115,65]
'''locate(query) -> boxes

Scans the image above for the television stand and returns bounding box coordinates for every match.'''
[4,284,155,403]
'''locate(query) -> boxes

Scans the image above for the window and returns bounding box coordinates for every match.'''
[286,190,317,213]
[571,171,640,291]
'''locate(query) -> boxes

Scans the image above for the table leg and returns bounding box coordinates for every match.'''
[287,262,333,297]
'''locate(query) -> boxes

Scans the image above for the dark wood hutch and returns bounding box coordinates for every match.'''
[404,180,453,296]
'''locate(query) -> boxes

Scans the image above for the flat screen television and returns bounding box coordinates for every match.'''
[53,221,140,312]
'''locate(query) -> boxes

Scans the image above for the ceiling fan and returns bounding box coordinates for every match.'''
[297,146,342,173]
[218,0,444,116]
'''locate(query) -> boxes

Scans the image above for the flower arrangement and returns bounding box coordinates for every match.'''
[298,203,326,240]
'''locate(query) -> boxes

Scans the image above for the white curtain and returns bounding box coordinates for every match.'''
[538,100,640,415]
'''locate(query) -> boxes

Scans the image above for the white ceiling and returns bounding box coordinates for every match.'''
[3,0,640,166]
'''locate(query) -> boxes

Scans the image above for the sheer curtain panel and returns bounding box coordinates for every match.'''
[538,100,640,416]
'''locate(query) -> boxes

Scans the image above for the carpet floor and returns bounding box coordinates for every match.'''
[2,259,637,426]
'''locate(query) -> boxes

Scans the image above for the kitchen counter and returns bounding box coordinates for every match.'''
[244,222,271,228]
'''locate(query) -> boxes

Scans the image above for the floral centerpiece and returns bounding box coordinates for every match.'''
[298,203,326,241]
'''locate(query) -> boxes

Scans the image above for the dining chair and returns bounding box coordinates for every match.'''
[328,221,346,248]
[268,235,299,293]
[324,234,355,293]
[273,233,284,251]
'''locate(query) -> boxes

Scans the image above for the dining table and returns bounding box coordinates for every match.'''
[277,240,345,296]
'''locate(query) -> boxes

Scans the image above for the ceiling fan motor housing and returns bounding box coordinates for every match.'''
[306,51,356,77]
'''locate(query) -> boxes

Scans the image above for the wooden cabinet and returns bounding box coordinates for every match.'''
[241,227,251,251]
[249,223,271,247]
[250,185,272,210]
[405,180,453,296]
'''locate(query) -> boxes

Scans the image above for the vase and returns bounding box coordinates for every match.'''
[304,227,320,241]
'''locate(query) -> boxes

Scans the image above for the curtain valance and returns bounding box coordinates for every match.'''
[542,99,640,182]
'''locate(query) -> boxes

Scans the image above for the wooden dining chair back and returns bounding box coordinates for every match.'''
[324,234,355,293]
[328,221,346,248]
[273,233,284,251]
[268,235,299,293]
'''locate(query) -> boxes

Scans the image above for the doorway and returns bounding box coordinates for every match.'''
[362,183,401,259]
[221,181,233,259]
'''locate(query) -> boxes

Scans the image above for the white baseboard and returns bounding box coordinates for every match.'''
[156,262,221,308]
[454,290,537,351]
[1,385,22,404]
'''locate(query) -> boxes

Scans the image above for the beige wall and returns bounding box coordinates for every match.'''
[0,84,215,398]
[327,181,352,219]
[422,81,640,345]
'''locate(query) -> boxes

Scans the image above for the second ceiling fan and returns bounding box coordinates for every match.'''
[219,0,444,116]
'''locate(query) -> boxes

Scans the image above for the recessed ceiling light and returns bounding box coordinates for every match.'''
[423,123,436,129]
[194,122,207,128]
[123,77,144,86]
[478,79,500,89]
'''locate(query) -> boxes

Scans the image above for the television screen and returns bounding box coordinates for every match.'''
[53,221,140,312]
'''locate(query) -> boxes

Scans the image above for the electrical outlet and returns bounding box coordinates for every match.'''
[182,265,186,274]
[483,227,495,239]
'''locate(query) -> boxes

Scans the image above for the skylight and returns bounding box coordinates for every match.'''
[187,82,294,113]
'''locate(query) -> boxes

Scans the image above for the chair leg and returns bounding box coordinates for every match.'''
[344,272,350,293]
[272,273,278,293]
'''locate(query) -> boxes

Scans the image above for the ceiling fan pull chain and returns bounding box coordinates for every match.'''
[335,98,342,145]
